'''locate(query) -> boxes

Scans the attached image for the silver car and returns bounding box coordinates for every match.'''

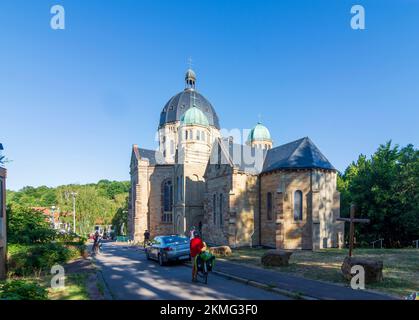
[146,235,191,266]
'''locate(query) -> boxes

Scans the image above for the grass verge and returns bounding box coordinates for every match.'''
[222,248,418,298]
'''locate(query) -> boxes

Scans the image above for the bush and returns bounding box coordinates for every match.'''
[7,243,85,277]
[7,204,57,244]
[0,280,48,300]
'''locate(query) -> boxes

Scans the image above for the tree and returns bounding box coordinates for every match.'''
[339,141,419,247]
[7,180,130,237]
[7,204,56,244]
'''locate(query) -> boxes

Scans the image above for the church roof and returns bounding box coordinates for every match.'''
[134,147,165,166]
[159,70,220,129]
[262,137,335,173]
[247,122,272,143]
[181,106,210,126]
[213,137,335,175]
[224,140,266,174]
[159,89,220,129]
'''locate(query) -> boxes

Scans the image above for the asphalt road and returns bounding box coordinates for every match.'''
[94,242,290,300]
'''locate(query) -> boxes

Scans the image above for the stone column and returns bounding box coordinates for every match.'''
[133,165,149,242]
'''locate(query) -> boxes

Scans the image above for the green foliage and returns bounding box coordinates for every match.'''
[96,179,130,199]
[111,206,128,236]
[0,280,48,300]
[338,141,419,247]
[7,180,129,236]
[7,242,85,277]
[7,204,57,244]
[8,186,57,207]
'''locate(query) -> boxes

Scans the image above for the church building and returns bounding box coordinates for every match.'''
[128,69,344,250]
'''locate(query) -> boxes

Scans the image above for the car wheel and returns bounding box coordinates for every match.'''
[158,254,165,266]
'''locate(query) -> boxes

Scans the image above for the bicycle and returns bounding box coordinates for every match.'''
[92,240,102,256]
[196,252,215,285]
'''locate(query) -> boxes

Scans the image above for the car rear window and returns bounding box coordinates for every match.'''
[163,236,188,244]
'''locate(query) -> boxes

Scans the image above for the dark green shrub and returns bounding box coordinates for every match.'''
[7,204,57,244]
[0,280,48,300]
[7,243,82,276]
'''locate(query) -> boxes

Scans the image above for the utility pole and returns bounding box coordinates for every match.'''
[65,191,78,234]
[51,206,56,229]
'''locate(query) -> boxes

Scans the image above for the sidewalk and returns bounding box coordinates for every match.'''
[212,259,397,300]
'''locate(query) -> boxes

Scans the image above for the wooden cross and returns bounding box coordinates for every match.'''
[337,204,370,257]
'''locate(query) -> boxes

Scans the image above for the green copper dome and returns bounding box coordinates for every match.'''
[181,106,209,126]
[248,122,272,143]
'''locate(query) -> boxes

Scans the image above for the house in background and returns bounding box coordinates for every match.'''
[0,143,7,279]
[31,207,71,231]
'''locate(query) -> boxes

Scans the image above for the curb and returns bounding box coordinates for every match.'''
[89,256,115,300]
[96,269,114,300]
[183,262,318,300]
[212,269,318,300]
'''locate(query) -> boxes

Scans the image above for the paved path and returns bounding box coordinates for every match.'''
[214,259,397,300]
[93,242,290,300]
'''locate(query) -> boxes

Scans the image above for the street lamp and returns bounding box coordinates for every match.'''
[51,205,56,229]
[65,191,77,234]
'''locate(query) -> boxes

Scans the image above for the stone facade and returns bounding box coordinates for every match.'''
[0,167,7,279]
[260,169,344,250]
[128,69,344,249]
[202,155,344,250]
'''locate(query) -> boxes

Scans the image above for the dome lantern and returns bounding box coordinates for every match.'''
[247,122,273,150]
[185,68,196,90]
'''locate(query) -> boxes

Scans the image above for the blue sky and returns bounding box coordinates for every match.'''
[0,0,418,190]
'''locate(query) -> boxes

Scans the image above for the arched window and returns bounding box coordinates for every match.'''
[162,180,173,223]
[219,194,223,226]
[267,192,273,220]
[185,130,188,140]
[196,130,200,140]
[294,190,303,221]
[213,194,217,224]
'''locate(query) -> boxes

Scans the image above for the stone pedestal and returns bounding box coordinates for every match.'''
[261,250,293,267]
[341,256,383,283]
[209,246,232,256]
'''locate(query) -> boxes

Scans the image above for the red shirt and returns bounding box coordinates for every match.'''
[190,237,204,257]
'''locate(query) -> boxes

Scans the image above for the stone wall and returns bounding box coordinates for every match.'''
[311,170,344,249]
[203,164,258,248]
[260,169,343,250]
[0,167,7,279]
[202,164,233,245]
[229,171,258,247]
[148,165,174,237]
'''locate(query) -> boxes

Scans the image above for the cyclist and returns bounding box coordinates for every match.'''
[190,230,205,282]
[92,231,101,254]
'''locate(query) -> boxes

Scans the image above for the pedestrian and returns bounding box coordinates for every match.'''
[144,229,150,248]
